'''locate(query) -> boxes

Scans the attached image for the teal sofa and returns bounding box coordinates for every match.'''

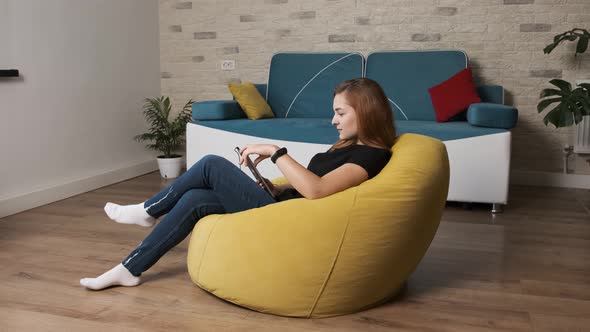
[186,51,518,212]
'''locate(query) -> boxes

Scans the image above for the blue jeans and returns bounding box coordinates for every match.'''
[122,154,276,276]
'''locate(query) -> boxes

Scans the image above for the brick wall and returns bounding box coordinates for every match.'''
[159,0,590,174]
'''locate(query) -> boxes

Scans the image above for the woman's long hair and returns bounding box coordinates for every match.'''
[330,78,396,151]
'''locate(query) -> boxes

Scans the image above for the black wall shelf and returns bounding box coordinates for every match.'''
[0,69,20,77]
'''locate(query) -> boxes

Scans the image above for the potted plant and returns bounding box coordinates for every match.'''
[135,96,194,179]
[537,28,590,128]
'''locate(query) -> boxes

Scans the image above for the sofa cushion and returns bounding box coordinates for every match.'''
[365,50,468,121]
[267,52,364,119]
[228,82,274,120]
[428,67,482,122]
[193,118,508,144]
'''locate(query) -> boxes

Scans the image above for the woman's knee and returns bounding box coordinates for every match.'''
[192,154,234,179]
[195,154,230,170]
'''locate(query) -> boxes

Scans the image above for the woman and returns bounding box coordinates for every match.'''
[80,78,396,290]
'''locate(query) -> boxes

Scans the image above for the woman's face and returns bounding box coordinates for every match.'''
[332,93,358,141]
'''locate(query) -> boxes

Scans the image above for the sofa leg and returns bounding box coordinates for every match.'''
[491,203,503,214]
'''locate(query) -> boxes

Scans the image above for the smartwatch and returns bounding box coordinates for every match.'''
[271,147,288,164]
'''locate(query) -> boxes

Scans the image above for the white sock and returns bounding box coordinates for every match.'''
[104,202,156,227]
[80,263,141,290]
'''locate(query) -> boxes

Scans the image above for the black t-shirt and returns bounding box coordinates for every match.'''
[276,144,392,201]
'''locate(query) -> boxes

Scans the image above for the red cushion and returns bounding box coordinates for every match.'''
[428,67,481,122]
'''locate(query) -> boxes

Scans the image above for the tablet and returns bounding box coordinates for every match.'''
[234,147,276,199]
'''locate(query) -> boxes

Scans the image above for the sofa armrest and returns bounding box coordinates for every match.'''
[467,103,518,129]
[192,100,246,121]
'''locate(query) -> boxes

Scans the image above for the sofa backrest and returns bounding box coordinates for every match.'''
[266,52,364,118]
[477,85,504,104]
[365,50,468,121]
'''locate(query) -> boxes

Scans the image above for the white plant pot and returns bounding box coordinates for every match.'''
[157,155,184,179]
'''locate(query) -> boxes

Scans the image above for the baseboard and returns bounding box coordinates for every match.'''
[511,170,590,189]
[0,159,158,218]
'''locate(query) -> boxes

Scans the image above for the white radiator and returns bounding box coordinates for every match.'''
[574,80,590,154]
[574,115,590,154]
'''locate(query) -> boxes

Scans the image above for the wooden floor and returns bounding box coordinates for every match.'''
[1,172,589,332]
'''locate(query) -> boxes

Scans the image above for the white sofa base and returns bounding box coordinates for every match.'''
[187,123,511,205]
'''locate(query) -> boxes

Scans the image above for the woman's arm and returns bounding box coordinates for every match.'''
[274,154,368,199]
[240,144,368,200]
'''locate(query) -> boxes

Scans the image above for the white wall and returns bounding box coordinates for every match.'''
[0,0,161,217]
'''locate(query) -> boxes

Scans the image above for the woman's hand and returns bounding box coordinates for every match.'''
[239,144,279,167]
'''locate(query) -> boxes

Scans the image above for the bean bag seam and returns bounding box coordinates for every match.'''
[307,187,358,318]
[195,215,222,284]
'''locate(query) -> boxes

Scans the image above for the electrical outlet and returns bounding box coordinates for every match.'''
[221,60,235,70]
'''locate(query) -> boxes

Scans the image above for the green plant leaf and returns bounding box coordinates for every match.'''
[579,97,590,116]
[543,44,556,54]
[576,36,589,55]
[573,104,584,124]
[553,31,567,43]
[561,105,574,127]
[537,97,562,113]
[540,88,563,98]
[134,132,157,142]
[543,104,561,127]
[573,86,589,95]
[163,97,171,120]
[142,97,170,133]
[547,103,573,128]
[549,79,572,93]
[544,28,589,55]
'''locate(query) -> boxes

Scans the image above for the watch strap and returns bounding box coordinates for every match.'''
[271,147,288,164]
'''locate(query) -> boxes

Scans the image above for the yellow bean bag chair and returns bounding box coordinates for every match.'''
[187,133,449,318]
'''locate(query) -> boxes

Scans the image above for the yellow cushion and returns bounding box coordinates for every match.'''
[228,82,274,120]
[187,133,450,318]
